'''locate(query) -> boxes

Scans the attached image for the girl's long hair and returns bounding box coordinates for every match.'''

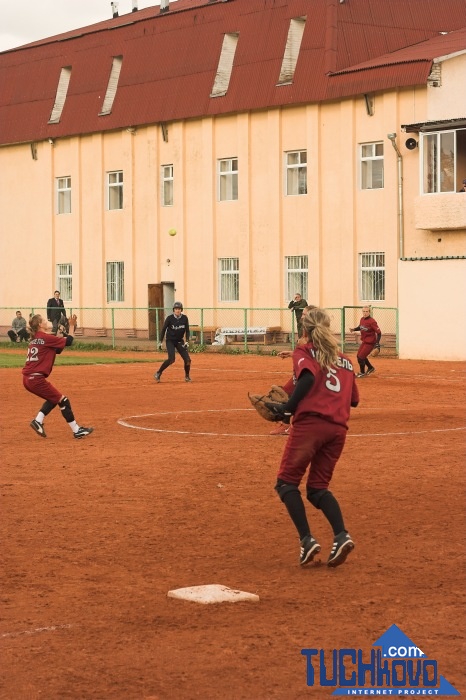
[28,314,43,339]
[301,307,339,370]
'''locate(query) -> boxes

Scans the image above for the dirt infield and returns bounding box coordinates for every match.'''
[1,354,465,699]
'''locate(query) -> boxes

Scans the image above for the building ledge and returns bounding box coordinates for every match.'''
[414,193,466,231]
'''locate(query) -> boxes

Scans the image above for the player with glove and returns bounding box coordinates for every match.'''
[154,302,192,383]
[349,305,381,377]
[22,314,94,439]
[248,379,295,435]
[271,306,359,568]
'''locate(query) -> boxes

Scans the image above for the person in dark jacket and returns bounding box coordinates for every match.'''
[46,290,66,336]
[154,302,192,383]
[288,293,308,336]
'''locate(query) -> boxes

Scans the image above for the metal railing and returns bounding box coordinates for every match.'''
[0,305,398,355]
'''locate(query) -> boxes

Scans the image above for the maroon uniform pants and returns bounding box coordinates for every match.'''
[357,342,375,361]
[277,416,347,490]
[23,374,62,404]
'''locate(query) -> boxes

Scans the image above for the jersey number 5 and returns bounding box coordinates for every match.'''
[325,367,341,393]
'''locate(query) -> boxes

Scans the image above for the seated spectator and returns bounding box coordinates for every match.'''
[459,179,466,193]
[8,310,30,343]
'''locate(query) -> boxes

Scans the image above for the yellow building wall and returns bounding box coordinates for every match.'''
[1,65,465,340]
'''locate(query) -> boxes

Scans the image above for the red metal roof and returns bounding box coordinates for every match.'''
[0,0,465,145]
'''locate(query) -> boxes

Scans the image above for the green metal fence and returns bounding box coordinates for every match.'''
[0,305,398,355]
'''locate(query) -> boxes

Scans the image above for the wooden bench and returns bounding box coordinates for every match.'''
[190,326,281,345]
[213,326,281,345]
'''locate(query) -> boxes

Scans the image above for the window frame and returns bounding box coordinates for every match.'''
[161,164,174,206]
[285,150,307,196]
[106,261,125,303]
[285,255,308,301]
[359,252,385,301]
[218,158,238,201]
[56,176,72,214]
[218,257,239,302]
[56,263,72,302]
[360,142,384,190]
[420,130,456,194]
[107,171,124,210]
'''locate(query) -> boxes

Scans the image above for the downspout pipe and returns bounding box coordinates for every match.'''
[387,133,404,259]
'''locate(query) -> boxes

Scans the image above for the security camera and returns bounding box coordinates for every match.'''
[405,138,418,150]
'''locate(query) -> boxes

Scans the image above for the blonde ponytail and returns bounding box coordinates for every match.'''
[301,307,339,370]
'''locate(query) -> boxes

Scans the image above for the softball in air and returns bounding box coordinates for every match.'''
[168,228,177,236]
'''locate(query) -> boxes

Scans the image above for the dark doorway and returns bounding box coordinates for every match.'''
[148,284,163,340]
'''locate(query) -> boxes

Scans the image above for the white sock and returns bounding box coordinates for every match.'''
[68,421,79,433]
[35,412,45,424]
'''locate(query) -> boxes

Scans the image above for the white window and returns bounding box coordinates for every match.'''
[359,252,385,301]
[100,56,123,116]
[286,151,307,195]
[421,131,456,193]
[211,33,239,97]
[48,66,71,124]
[218,158,238,201]
[56,177,71,214]
[56,263,72,301]
[161,165,174,206]
[360,142,384,189]
[278,17,306,84]
[107,171,123,210]
[285,255,308,300]
[106,261,125,302]
[218,258,239,302]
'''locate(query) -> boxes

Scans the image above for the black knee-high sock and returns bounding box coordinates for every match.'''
[318,491,345,536]
[282,491,311,540]
[365,358,374,370]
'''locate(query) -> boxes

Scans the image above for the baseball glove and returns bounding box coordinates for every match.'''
[370,343,380,357]
[248,385,291,423]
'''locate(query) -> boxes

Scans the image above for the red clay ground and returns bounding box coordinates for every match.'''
[1,353,465,699]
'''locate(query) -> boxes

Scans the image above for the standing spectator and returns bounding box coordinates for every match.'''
[349,305,381,377]
[288,293,308,336]
[46,290,66,336]
[23,314,93,439]
[272,307,359,567]
[154,302,192,383]
[7,310,30,343]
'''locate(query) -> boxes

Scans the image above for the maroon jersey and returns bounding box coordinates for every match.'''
[22,331,66,378]
[357,316,381,344]
[292,343,359,428]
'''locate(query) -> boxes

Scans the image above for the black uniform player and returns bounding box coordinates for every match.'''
[154,302,192,383]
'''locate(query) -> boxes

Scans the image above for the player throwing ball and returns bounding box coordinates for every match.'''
[23,314,93,439]
[154,302,192,383]
[350,305,381,377]
[270,306,359,567]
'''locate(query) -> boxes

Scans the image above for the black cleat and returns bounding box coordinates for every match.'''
[74,427,94,439]
[328,532,354,568]
[299,535,321,566]
[30,419,46,438]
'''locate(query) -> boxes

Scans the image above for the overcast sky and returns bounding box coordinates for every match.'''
[0,0,179,52]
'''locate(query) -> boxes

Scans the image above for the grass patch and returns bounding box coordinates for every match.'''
[0,352,155,369]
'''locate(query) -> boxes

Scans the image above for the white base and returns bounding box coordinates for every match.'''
[167,584,260,604]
